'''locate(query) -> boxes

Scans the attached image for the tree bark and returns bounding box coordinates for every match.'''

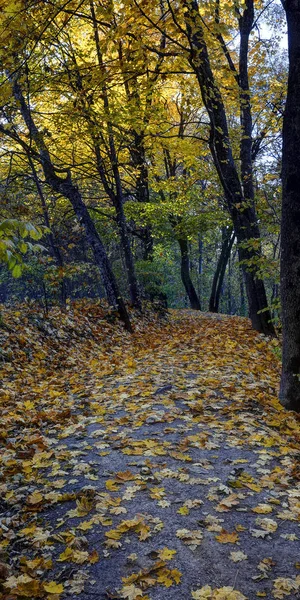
[280,0,300,411]
[129,131,153,260]
[117,24,166,262]
[209,229,235,313]
[178,238,201,310]
[182,0,275,336]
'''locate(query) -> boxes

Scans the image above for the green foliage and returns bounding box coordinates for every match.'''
[136,259,166,300]
[0,219,45,277]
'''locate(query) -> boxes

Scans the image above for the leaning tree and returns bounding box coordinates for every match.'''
[280,0,300,412]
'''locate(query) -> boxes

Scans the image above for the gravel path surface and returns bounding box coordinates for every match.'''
[2,312,300,600]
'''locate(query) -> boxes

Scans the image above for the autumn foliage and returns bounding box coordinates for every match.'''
[1,304,300,599]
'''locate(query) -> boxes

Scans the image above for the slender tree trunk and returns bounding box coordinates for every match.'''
[280,0,300,411]
[182,0,275,336]
[209,229,235,313]
[117,33,165,262]
[90,0,141,309]
[93,143,141,309]
[130,132,153,260]
[178,238,201,310]
[12,78,132,331]
[49,177,132,331]
[114,196,141,309]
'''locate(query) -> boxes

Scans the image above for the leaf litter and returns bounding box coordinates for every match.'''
[0,302,300,599]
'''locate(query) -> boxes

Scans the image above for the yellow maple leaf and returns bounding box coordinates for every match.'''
[149,486,165,499]
[192,586,246,599]
[105,529,122,540]
[138,524,151,541]
[158,548,177,561]
[170,569,182,584]
[78,520,94,531]
[177,505,189,515]
[76,496,94,516]
[43,581,64,594]
[24,400,35,410]
[156,567,182,587]
[19,524,37,536]
[156,573,173,588]
[235,525,246,532]
[58,547,73,562]
[252,504,273,514]
[106,480,119,491]
[5,574,41,597]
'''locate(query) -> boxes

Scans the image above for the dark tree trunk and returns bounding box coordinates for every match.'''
[182,0,275,336]
[280,0,300,411]
[13,79,132,332]
[117,32,165,263]
[93,142,141,309]
[178,238,201,310]
[209,229,235,313]
[52,179,132,330]
[114,192,141,309]
[90,0,141,310]
[130,131,153,261]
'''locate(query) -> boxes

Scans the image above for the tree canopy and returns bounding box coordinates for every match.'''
[0,1,293,391]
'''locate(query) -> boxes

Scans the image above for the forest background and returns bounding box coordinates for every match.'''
[0,0,295,400]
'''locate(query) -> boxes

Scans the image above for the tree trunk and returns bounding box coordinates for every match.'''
[115,200,141,309]
[182,0,275,336]
[209,229,235,313]
[178,238,201,310]
[117,34,165,262]
[50,176,132,331]
[13,78,132,331]
[280,0,300,411]
[130,131,153,260]
[90,0,141,309]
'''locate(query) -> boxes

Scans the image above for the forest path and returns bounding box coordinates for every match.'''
[1,310,300,600]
